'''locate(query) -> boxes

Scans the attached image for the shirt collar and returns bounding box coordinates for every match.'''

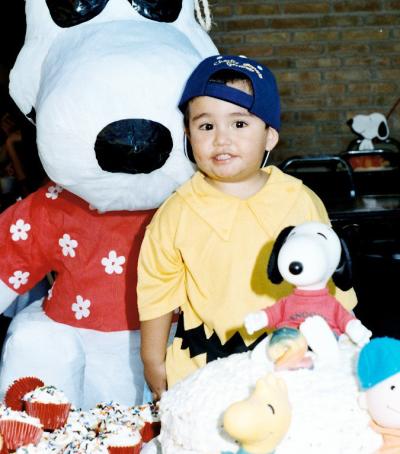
[293,288,329,297]
[176,166,303,241]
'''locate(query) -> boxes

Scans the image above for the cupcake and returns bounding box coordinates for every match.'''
[23,385,71,431]
[4,377,44,411]
[0,408,43,451]
[136,403,160,442]
[102,424,142,454]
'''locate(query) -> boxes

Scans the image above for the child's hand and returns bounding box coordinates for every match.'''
[244,311,268,335]
[144,361,167,401]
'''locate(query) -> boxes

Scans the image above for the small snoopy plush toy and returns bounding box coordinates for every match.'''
[347,112,389,151]
[244,222,372,348]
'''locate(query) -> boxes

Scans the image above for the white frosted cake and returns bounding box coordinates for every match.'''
[144,336,382,454]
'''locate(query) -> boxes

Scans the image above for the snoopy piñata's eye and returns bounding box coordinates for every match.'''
[46,0,110,27]
[129,0,182,22]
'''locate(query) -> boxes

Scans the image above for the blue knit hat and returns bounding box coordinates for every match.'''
[357,337,400,390]
[178,55,281,131]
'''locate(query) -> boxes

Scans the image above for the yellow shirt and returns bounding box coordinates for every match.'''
[137,166,357,386]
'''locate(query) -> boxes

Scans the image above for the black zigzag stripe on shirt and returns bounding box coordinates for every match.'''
[175,312,267,363]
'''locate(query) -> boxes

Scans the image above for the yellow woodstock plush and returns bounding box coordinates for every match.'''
[222,373,291,454]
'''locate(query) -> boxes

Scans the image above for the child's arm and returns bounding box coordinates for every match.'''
[140,311,174,401]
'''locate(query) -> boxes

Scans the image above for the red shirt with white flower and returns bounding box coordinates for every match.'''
[0,183,154,331]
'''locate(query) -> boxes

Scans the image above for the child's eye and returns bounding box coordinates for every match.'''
[199,123,213,131]
[234,121,247,128]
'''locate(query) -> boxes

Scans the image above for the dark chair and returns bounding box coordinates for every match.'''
[279,154,356,210]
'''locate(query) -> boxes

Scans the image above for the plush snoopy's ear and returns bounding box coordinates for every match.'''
[267,226,295,284]
[332,237,353,291]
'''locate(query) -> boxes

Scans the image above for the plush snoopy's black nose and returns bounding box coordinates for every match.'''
[95,118,173,174]
[289,261,303,275]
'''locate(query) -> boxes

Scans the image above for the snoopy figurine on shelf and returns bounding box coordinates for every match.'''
[244,222,372,355]
[347,112,389,151]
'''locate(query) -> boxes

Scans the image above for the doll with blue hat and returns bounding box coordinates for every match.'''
[357,337,400,453]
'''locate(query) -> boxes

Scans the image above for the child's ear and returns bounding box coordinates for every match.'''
[265,127,279,152]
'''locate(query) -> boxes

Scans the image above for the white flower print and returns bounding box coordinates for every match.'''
[45,184,63,200]
[8,270,30,290]
[47,286,54,300]
[10,219,31,241]
[101,250,126,275]
[59,234,78,258]
[72,295,91,320]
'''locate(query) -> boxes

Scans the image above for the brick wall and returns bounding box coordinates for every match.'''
[209,1,400,163]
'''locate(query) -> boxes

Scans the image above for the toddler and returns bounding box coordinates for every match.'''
[137,55,357,400]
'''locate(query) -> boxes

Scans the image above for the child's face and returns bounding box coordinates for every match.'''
[186,91,276,184]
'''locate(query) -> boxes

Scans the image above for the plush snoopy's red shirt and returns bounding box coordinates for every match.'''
[264,287,355,335]
[0,183,154,331]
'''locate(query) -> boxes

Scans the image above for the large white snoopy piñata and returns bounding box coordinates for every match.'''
[0,0,217,409]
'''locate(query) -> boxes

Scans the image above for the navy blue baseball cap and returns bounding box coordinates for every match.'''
[179,55,281,131]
